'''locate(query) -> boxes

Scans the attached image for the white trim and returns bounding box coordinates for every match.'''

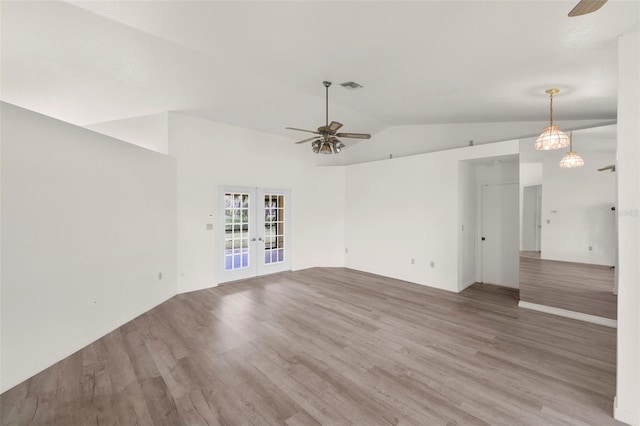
[1,291,174,393]
[477,180,520,286]
[458,279,476,292]
[518,301,617,328]
[613,395,638,425]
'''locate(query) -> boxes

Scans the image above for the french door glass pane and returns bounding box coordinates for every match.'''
[224,192,250,270]
[264,194,285,265]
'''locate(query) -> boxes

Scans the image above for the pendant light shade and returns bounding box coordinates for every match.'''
[535,88,570,151]
[559,132,584,168]
[535,125,570,150]
[559,152,585,168]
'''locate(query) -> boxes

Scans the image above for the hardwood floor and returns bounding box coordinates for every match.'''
[1,268,620,425]
[519,255,617,320]
[520,251,541,259]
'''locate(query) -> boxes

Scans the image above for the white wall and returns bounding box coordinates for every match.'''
[615,28,640,426]
[309,166,346,267]
[345,140,518,292]
[86,112,169,154]
[540,150,616,266]
[475,159,519,183]
[520,162,543,188]
[168,113,345,294]
[1,102,177,393]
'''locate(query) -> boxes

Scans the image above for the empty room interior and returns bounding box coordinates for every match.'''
[1,1,639,425]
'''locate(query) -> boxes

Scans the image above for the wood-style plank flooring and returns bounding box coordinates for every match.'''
[1,268,619,425]
[519,255,617,320]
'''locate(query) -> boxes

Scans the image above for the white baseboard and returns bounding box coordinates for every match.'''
[518,301,617,328]
[458,279,476,292]
[614,396,638,425]
[1,291,175,394]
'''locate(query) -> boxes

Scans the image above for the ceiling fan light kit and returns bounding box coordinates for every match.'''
[286,81,371,154]
[535,88,570,151]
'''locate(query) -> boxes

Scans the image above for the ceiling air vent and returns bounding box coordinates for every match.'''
[340,81,363,89]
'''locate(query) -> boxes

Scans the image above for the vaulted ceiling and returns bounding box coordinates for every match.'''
[1,1,638,140]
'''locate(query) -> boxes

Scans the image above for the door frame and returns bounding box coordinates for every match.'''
[217,185,291,285]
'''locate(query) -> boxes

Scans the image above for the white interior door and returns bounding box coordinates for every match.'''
[481,183,519,288]
[218,186,291,284]
[522,184,542,252]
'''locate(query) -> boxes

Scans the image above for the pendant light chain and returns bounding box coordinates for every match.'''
[569,131,573,151]
[549,91,554,126]
[535,88,569,151]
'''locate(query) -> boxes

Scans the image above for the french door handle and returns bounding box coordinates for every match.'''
[250,238,257,242]
[258,237,264,242]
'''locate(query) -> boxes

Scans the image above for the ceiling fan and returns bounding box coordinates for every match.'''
[568,0,607,17]
[597,164,616,172]
[286,81,371,154]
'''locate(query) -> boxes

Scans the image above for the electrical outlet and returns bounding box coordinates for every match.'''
[588,246,593,251]
[158,272,163,280]
[430,261,435,268]
[411,258,415,265]
[345,248,349,254]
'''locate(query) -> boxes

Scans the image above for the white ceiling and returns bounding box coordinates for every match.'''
[1,1,638,141]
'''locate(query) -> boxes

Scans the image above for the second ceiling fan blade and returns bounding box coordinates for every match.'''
[568,0,607,16]
[328,121,343,132]
[295,136,320,144]
[336,132,371,139]
[285,127,319,134]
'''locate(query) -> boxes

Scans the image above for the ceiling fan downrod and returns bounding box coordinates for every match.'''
[323,81,331,133]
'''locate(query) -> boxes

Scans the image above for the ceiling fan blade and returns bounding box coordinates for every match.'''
[328,121,343,133]
[568,0,607,17]
[335,132,371,139]
[294,136,320,145]
[285,127,319,134]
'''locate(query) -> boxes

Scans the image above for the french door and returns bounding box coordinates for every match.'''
[218,186,291,284]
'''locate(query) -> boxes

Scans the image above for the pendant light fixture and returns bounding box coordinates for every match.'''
[535,88,570,151]
[559,131,585,168]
